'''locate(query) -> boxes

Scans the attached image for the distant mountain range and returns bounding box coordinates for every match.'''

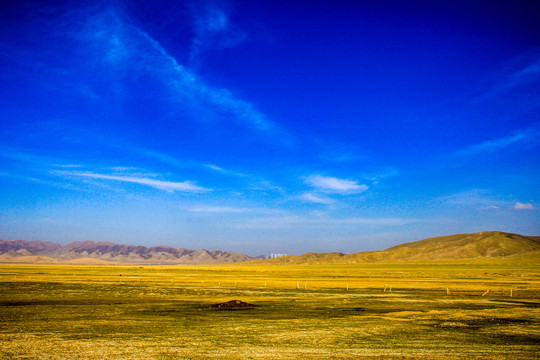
[1,231,539,265]
[256,231,540,264]
[0,240,256,265]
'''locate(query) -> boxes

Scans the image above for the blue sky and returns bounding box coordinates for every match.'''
[0,0,539,255]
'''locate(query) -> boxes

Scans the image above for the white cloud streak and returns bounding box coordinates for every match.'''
[54,171,210,192]
[364,169,399,184]
[305,175,368,194]
[299,193,335,205]
[75,4,277,135]
[508,58,540,84]
[203,163,247,177]
[472,51,540,104]
[437,190,537,211]
[492,54,540,94]
[131,148,186,168]
[436,189,506,208]
[231,215,416,229]
[515,202,534,210]
[187,206,249,213]
[453,124,540,157]
[137,29,276,133]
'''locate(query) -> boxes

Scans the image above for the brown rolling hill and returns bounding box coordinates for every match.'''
[0,240,255,265]
[256,231,540,264]
[2,231,538,265]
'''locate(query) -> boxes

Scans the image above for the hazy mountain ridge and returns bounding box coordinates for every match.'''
[1,231,539,265]
[254,231,540,264]
[0,240,255,265]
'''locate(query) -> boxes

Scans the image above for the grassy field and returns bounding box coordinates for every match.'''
[0,260,539,359]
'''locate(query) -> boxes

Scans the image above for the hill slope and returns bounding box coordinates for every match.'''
[0,240,255,265]
[2,231,538,265]
[258,231,540,264]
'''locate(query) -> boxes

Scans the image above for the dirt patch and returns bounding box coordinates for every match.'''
[436,321,472,328]
[211,300,258,310]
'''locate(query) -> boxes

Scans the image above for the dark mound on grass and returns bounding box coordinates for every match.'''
[211,300,257,309]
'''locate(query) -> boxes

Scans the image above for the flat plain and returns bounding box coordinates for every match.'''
[1,259,539,359]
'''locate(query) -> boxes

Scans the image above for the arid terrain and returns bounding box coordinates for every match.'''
[1,232,539,359]
[2,231,538,265]
[0,261,539,358]
[0,240,256,265]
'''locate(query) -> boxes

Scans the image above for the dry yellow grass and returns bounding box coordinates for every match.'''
[0,260,539,359]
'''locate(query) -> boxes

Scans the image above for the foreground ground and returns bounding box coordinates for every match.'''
[0,260,539,359]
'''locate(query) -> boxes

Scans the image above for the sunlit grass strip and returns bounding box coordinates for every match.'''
[1,263,539,298]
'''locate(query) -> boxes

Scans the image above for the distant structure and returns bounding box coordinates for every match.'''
[269,253,288,259]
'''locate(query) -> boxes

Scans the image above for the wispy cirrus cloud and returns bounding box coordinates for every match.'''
[231,214,417,229]
[187,206,249,213]
[203,163,247,177]
[72,3,278,135]
[445,52,540,160]
[436,189,506,209]
[482,51,540,98]
[364,168,398,185]
[248,180,284,193]
[130,146,250,178]
[507,58,540,85]
[299,192,335,205]
[305,175,368,194]
[188,0,246,65]
[436,190,537,212]
[53,171,210,192]
[0,150,67,168]
[139,25,276,133]
[0,171,78,190]
[130,147,186,168]
[452,123,540,157]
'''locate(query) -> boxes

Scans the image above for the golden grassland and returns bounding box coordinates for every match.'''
[0,258,539,359]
